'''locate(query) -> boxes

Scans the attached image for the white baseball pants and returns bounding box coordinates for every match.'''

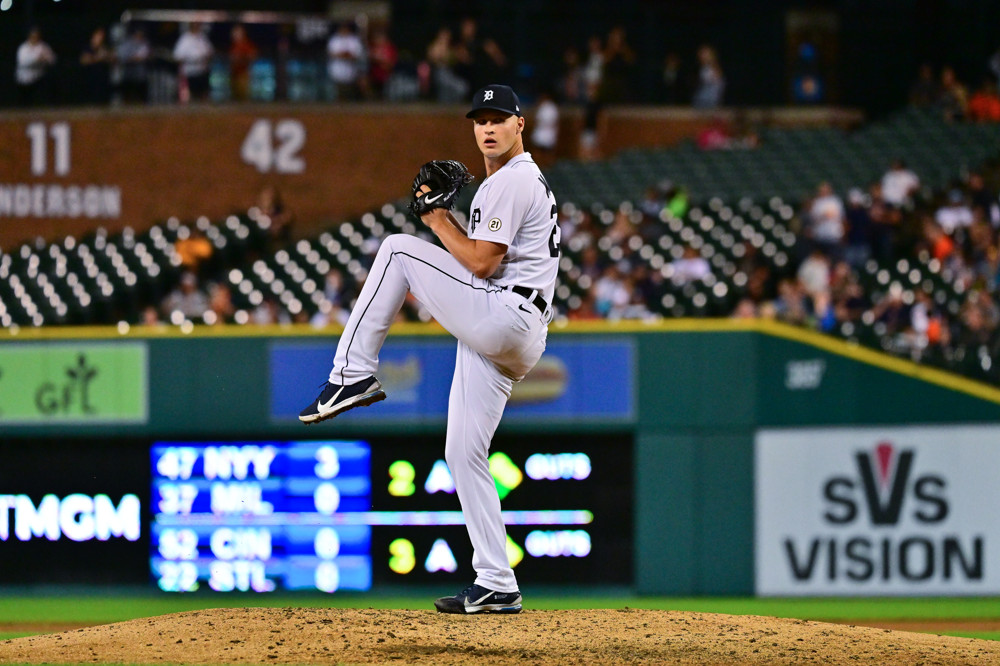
[328,233,548,592]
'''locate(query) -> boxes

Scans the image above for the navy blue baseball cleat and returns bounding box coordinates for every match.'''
[299,377,385,424]
[434,584,523,614]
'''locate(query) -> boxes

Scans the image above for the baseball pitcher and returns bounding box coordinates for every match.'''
[300,84,560,614]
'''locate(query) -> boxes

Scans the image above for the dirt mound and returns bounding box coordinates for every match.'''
[0,607,996,665]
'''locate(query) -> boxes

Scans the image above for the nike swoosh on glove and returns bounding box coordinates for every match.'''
[408,159,474,218]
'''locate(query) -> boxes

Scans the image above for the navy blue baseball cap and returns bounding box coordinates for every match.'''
[466,84,522,118]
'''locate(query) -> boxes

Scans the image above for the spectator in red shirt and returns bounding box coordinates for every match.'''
[229,24,258,102]
[967,80,1000,122]
[924,217,955,262]
[367,27,397,99]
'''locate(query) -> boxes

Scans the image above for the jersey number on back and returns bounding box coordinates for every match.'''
[539,175,561,258]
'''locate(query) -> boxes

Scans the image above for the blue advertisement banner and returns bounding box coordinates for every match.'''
[270,337,635,423]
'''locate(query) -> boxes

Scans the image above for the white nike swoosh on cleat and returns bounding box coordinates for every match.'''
[424,192,445,204]
[317,386,345,412]
[469,592,495,607]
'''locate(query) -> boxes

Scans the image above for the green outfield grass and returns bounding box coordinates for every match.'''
[0,593,996,642]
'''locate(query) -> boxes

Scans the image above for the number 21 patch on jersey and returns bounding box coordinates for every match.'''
[488,218,502,231]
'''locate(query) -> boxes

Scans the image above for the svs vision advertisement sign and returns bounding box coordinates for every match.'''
[755,425,999,596]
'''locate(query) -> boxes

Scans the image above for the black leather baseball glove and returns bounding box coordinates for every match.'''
[408,160,474,218]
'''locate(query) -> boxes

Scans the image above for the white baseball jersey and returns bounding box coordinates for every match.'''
[468,153,560,305]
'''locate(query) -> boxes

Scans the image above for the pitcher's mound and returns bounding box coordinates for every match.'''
[0,607,997,664]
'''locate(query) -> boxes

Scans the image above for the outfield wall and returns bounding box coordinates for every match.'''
[2,320,999,595]
[0,105,862,248]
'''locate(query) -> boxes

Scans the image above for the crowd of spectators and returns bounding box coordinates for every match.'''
[909,62,1000,124]
[10,18,730,110]
[10,17,503,107]
[544,156,1000,381]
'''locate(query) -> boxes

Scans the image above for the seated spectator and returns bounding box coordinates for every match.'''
[938,66,968,122]
[966,172,999,223]
[173,22,214,103]
[935,189,974,235]
[175,226,214,276]
[367,27,398,99]
[426,27,466,103]
[530,90,560,167]
[983,246,1000,293]
[696,116,732,150]
[664,182,689,219]
[310,267,357,327]
[453,17,508,92]
[605,209,637,245]
[797,248,831,301]
[661,52,683,104]
[250,296,288,325]
[967,80,1000,122]
[670,246,711,284]
[830,262,868,324]
[15,27,57,107]
[731,298,758,318]
[255,185,294,249]
[577,245,603,282]
[80,27,113,105]
[567,291,601,320]
[638,185,665,219]
[381,46,420,102]
[327,22,365,101]
[868,181,902,263]
[613,275,653,320]
[321,267,351,310]
[908,63,939,107]
[116,28,151,104]
[773,278,810,325]
[140,305,163,326]
[599,26,636,104]
[205,282,235,325]
[637,209,666,243]
[161,271,210,322]
[955,290,999,349]
[553,47,581,105]
[593,265,629,316]
[967,217,997,287]
[881,159,920,208]
[872,282,910,335]
[692,44,725,108]
[843,188,873,268]
[228,24,258,102]
[805,181,846,258]
[582,35,604,100]
[902,289,936,355]
[798,249,835,330]
[629,264,660,306]
[744,263,774,303]
[923,217,956,262]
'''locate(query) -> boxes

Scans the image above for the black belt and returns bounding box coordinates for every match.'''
[511,285,549,313]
